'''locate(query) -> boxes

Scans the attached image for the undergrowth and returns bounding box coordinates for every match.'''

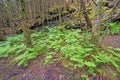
[108,22,120,35]
[0,27,120,78]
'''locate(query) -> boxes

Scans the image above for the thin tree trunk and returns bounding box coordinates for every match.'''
[18,0,33,48]
[57,0,62,25]
[92,0,103,36]
[22,20,32,48]
[80,0,92,29]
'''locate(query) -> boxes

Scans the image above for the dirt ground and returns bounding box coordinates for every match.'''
[102,34,120,48]
[0,34,120,80]
[0,56,115,80]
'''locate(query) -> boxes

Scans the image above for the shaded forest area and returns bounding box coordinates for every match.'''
[0,0,119,38]
[0,0,120,80]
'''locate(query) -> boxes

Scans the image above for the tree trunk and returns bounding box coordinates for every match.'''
[22,20,32,48]
[92,0,103,36]
[80,0,92,29]
[18,0,33,48]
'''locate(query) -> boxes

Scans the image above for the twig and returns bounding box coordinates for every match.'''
[91,0,98,6]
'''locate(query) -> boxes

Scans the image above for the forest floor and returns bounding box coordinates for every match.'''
[0,34,120,80]
[102,34,120,48]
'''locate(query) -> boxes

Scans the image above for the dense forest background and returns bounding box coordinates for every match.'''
[0,0,119,37]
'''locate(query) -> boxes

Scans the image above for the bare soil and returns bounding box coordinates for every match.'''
[0,57,26,80]
[102,34,120,48]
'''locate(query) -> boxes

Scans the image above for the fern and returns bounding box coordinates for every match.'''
[0,27,120,77]
[0,46,10,58]
[7,34,24,45]
[109,22,120,34]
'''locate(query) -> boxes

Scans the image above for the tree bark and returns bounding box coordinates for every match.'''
[22,20,32,48]
[18,0,33,48]
[80,0,92,29]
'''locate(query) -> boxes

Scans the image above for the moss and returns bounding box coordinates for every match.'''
[62,11,69,15]
[57,25,65,31]
[11,75,18,80]
[89,13,94,20]
[0,74,5,80]
[105,9,111,13]
[0,32,6,41]
[48,5,59,15]
[74,12,80,18]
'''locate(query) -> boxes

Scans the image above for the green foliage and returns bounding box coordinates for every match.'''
[92,52,110,64]
[0,26,120,78]
[36,27,120,76]
[0,45,10,57]
[0,35,25,58]
[81,74,89,80]
[109,22,120,34]
[7,35,24,45]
